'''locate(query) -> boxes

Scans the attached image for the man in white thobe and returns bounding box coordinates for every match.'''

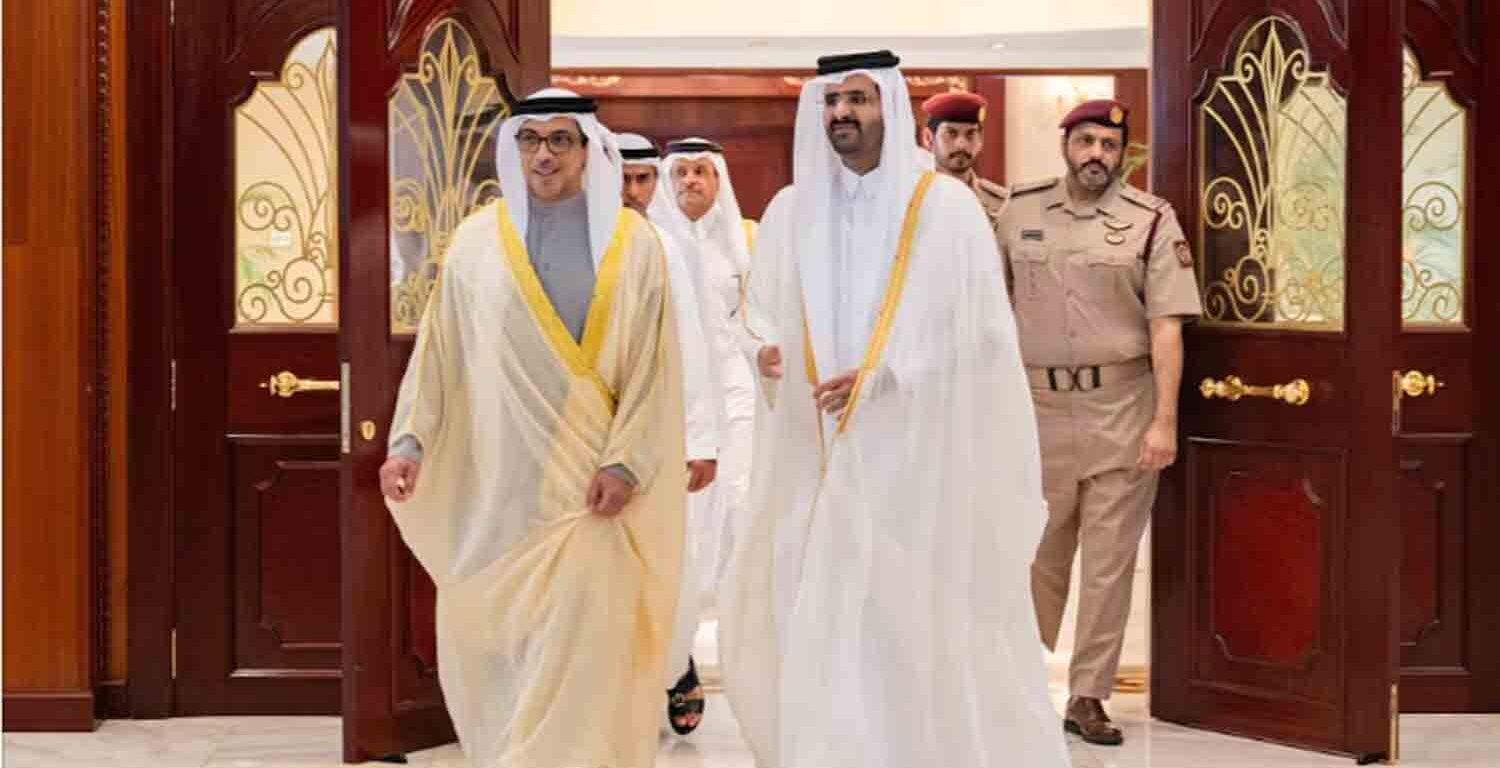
[718,51,1070,768]
[648,137,761,734]
[616,131,724,734]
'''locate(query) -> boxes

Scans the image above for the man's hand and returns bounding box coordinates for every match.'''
[686,460,718,493]
[758,345,784,380]
[380,456,421,502]
[1137,417,1178,472]
[587,469,636,518]
[812,370,859,416]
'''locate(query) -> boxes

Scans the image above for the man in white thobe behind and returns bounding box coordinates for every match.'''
[616,131,724,734]
[379,90,685,768]
[649,137,761,735]
[718,51,1070,768]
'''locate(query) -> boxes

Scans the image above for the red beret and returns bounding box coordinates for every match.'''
[1059,99,1129,131]
[922,91,988,125]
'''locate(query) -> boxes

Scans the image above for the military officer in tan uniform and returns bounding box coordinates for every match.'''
[920,91,1008,236]
[997,99,1202,746]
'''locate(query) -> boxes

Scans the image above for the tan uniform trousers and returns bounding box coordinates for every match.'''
[1029,367,1157,700]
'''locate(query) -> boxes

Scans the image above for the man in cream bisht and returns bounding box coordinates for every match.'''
[648,137,759,734]
[379,90,685,768]
[719,52,1069,768]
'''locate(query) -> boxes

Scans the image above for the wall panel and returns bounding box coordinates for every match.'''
[2,0,100,732]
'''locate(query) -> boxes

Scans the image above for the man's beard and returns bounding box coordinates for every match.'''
[940,151,973,175]
[1069,158,1117,191]
[827,119,865,156]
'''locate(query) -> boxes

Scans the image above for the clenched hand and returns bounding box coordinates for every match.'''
[380,456,421,502]
[587,469,636,517]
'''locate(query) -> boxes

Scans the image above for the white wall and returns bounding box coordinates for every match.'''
[1003,75,1116,183]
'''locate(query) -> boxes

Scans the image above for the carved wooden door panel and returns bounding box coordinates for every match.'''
[172,0,342,715]
[1151,0,1405,759]
[1396,0,1500,714]
[339,0,549,761]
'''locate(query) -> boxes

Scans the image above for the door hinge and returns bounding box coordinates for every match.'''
[1390,682,1401,763]
[170,359,178,412]
[1390,370,1401,437]
[170,628,178,680]
[340,361,351,455]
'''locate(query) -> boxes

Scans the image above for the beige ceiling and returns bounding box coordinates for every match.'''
[552,0,1148,38]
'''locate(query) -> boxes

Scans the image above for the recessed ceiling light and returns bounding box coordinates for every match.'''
[747,40,770,48]
[990,41,1007,50]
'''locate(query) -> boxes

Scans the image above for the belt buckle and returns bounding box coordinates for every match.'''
[1047,365,1102,392]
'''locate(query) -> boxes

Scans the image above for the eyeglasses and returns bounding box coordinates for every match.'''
[516,130,583,155]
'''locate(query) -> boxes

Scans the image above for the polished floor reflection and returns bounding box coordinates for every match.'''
[6,686,1496,767]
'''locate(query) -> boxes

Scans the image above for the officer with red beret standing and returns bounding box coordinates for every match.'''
[996,100,1202,746]
[921,91,1008,238]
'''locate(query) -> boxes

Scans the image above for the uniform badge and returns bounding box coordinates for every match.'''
[1021,229,1045,242]
[1174,240,1194,267]
[1102,218,1132,246]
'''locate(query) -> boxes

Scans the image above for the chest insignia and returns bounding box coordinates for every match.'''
[1021,229,1045,242]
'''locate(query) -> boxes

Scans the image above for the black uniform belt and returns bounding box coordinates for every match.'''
[1026,358,1151,392]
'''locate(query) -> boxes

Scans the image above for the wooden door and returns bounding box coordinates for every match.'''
[1150,1,1405,759]
[172,0,342,715]
[1396,0,1500,714]
[340,1,549,761]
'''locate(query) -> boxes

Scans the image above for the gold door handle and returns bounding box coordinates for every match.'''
[260,370,341,398]
[1199,375,1311,407]
[1398,370,1445,399]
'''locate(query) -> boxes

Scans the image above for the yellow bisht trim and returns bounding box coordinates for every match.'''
[578,211,636,367]
[496,202,636,410]
[832,170,937,436]
[736,218,759,334]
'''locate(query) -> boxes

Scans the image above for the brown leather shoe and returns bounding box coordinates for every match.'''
[1064,696,1124,746]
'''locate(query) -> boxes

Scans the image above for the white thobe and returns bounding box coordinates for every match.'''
[656,224,719,463]
[664,206,759,687]
[832,163,893,373]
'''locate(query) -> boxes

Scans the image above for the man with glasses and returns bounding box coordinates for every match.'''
[996,99,1202,746]
[379,89,686,768]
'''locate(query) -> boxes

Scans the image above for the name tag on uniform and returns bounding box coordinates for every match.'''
[1021,229,1045,242]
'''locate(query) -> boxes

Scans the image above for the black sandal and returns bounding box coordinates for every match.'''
[666,657,706,736]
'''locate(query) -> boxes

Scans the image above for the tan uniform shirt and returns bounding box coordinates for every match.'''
[996,178,1202,368]
[971,175,1010,241]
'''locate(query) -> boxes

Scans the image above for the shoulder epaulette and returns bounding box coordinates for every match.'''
[1008,178,1059,197]
[974,177,1009,198]
[1118,184,1170,212]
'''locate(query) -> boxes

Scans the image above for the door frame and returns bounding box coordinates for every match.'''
[124,0,179,720]
[1470,0,1500,713]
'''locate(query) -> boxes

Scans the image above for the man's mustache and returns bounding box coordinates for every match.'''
[1082,160,1109,174]
[948,152,973,163]
[829,119,861,132]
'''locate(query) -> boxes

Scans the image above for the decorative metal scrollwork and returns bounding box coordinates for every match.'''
[389,19,507,333]
[1198,17,1347,329]
[234,29,338,327]
[1400,45,1466,326]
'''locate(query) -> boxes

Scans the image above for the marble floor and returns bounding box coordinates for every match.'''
[6,687,1496,768]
